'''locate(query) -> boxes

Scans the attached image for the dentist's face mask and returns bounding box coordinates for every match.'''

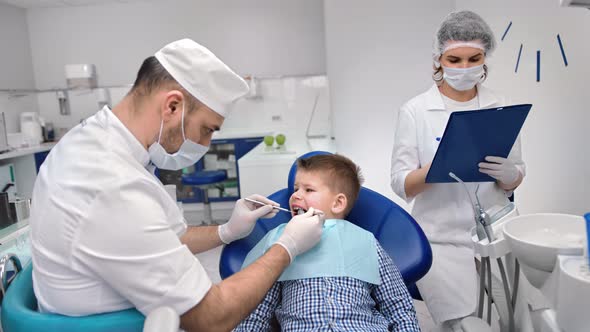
[442,64,485,91]
[148,102,209,170]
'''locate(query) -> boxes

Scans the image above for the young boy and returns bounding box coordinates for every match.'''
[234,154,420,332]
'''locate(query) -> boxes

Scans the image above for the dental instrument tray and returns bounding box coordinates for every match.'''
[426,103,532,183]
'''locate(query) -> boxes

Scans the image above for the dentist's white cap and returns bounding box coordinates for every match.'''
[155,38,249,117]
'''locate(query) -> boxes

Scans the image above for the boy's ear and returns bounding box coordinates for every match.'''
[331,193,348,216]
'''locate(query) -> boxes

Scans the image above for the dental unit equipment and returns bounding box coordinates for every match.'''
[449,172,517,332]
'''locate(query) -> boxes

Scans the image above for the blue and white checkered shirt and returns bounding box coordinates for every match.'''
[234,242,420,332]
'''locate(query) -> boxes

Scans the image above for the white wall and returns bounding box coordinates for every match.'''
[454,0,590,215]
[34,86,131,133]
[26,0,328,140]
[223,76,331,140]
[26,0,326,89]
[0,4,35,89]
[326,0,590,216]
[324,0,454,207]
[0,3,38,132]
[34,75,332,143]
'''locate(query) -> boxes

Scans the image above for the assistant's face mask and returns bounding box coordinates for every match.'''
[442,64,485,91]
[148,102,209,170]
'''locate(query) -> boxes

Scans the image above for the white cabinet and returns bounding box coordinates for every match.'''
[0,144,53,265]
[238,138,336,198]
[0,143,54,200]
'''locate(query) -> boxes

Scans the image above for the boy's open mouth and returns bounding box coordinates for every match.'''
[292,207,307,216]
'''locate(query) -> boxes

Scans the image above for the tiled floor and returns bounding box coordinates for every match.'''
[195,244,438,331]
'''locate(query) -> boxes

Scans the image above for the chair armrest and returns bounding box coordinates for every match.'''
[0,253,22,301]
[143,307,179,332]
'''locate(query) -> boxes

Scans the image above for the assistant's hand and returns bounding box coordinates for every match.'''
[218,194,279,244]
[404,161,433,199]
[478,156,520,186]
[275,207,325,263]
[422,161,433,179]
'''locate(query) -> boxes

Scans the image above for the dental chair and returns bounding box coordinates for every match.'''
[219,151,433,300]
[0,255,179,332]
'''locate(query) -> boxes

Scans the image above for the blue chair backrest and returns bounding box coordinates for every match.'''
[1,264,145,332]
[219,151,432,299]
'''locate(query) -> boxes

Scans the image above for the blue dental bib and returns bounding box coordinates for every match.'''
[242,219,381,285]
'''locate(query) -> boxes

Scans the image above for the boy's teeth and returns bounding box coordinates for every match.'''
[294,207,307,215]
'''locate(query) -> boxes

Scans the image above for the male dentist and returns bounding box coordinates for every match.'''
[30,38,323,332]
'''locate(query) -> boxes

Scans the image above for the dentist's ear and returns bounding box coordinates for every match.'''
[163,90,183,117]
[331,193,347,215]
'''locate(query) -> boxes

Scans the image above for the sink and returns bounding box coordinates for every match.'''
[503,213,585,288]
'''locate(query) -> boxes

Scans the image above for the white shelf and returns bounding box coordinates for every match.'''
[0,143,55,162]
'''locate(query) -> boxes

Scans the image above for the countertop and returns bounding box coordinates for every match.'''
[237,137,337,198]
[0,219,29,246]
[212,129,272,140]
[239,137,337,166]
[0,143,56,161]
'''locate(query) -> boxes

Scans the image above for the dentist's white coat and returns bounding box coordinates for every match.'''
[391,84,525,324]
[30,107,211,317]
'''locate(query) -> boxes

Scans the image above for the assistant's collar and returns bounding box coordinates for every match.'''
[96,106,151,168]
[425,83,500,111]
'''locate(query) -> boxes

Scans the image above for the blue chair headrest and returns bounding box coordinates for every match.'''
[285,150,431,289]
[219,150,432,301]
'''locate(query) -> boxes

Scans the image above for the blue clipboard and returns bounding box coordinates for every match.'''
[425,104,531,183]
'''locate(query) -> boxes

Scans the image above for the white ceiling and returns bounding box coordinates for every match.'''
[0,0,147,8]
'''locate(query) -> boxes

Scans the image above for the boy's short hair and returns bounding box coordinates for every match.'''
[296,154,364,215]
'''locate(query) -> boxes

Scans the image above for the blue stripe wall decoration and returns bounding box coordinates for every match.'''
[536,50,541,82]
[557,34,569,67]
[503,23,566,82]
[502,21,513,41]
[515,44,523,73]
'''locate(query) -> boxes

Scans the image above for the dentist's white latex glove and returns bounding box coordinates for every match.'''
[478,156,520,185]
[218,194,279,244]
[275,207,325,263]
